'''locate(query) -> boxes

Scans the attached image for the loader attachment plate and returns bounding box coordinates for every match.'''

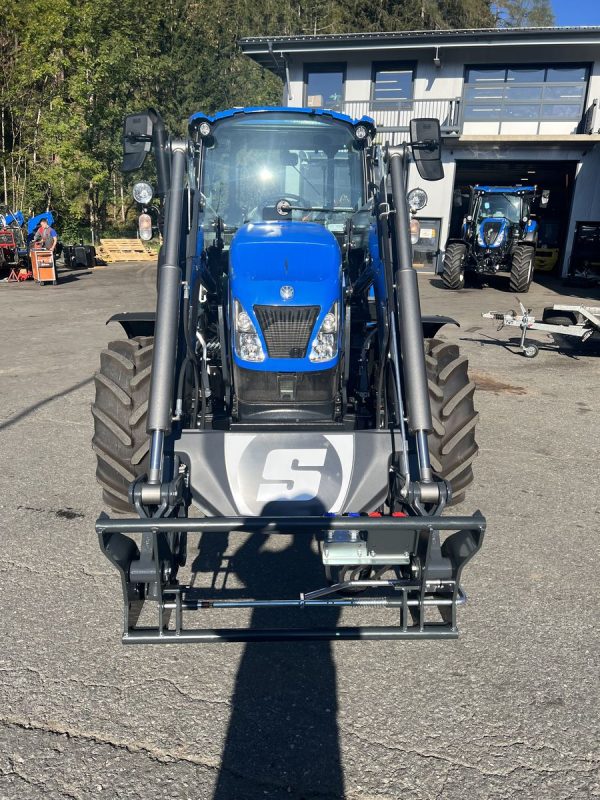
[97,512,485,643]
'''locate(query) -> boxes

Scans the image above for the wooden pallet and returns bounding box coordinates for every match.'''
[96,238,156,263]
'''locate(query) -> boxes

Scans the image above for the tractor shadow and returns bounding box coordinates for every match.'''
[191,509,345,799]
[429,273,512,296]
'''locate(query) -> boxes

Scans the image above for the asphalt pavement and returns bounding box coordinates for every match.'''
[0,263,599,800]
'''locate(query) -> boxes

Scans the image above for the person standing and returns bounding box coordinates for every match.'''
[33,218,58,254]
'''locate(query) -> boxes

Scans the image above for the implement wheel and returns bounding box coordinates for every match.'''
[425,338,478,505]
[509,245,534,293]
[442,243,466,290]
[92,336,153,513]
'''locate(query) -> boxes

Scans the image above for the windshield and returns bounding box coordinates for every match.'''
[200,112,365,231]
[476,193,521,224]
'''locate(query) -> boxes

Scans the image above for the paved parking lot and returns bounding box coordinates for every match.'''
[0,263,599,800]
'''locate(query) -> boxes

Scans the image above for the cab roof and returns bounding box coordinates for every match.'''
[474,185,536,194]
[189,106,374,130]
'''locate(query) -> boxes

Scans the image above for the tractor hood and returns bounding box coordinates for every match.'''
[477,217,510,249]
[229,221,343,372]
[230,221,341,302]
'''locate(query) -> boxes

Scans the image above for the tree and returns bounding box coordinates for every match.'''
[1,0,499,239]
[494,0,555,27]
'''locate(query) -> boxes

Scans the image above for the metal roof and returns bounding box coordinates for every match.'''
[239,26,600,77]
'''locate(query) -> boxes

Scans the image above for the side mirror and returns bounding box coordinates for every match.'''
[122,112,154,172]
[409,118,444,182]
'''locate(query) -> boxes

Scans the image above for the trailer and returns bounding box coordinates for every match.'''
[482,302,600,358]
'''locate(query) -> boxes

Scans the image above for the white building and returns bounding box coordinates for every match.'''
[240,27,600,275]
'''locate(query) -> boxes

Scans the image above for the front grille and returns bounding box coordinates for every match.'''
[254,305,320,359]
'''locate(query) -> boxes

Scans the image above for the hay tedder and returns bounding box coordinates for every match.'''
[93,107,485,643]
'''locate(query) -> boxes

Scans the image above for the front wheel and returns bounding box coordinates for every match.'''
[509,245,534,293]
[442,243,467,290]
[425,338,479,505]
[91,335,153,512]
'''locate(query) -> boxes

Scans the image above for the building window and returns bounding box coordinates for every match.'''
[305,65,345,111]
[463,64,589,123]
[371,62,414,107]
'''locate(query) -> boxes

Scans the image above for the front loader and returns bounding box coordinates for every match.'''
[93,108,485,643]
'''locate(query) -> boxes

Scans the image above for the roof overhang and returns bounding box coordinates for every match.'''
[239,26,600,77]
[451,135,600,149]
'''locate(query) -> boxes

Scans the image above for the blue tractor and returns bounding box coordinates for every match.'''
[92,108,485,643]
[442,185,543,292]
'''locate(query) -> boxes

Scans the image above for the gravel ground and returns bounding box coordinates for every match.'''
[0,262,598,800]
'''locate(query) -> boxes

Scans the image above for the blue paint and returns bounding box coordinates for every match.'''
[474,185,535,194]
[476,217,509,249]
[229,221,342,372]
[27,211,55,238]
[189,106,375,130]
[526,218,538,233]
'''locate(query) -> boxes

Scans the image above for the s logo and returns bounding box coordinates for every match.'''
[257,449,327,503]
[225,432,353,515]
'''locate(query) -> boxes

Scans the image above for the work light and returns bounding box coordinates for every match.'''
[132,181,154,204]
[407,188,428,213]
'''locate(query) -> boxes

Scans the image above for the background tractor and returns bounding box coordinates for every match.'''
[92,108,485,643]
[442,185,547,292]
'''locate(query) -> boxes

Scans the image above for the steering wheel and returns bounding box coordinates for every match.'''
[261,193,311,217]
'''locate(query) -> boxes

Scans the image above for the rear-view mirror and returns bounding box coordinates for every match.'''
[122,112,154,172]
[410,118,444,182]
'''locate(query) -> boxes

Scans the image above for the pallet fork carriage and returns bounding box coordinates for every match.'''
[97,513,484,643]
[94,109,485,643]
[483,302,600,358]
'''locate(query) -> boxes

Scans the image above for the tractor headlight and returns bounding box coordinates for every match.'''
[198,121,211,137]
[234,301,264,362]
[310,303,338,363]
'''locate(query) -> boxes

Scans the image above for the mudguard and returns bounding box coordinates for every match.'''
[422,315,459,338]
[108,312,156,338]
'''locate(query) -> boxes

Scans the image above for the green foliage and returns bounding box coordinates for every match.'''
[1,0,496,238]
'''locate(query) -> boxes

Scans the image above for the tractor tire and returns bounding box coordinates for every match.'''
[425,338,478,505]
[92,336,153,513]
[442,243,466,290]
[509,245,534,293]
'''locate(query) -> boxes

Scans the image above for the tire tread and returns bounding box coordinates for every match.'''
[91,336,153,513]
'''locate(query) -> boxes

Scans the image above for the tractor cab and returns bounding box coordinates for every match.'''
[191,108,371,241]
[189,108,375,423]
[467,186,536,253]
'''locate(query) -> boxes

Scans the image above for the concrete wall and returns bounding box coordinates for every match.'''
[563,144,600,274]
[285,42,600,137]
[283,42,600,273]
